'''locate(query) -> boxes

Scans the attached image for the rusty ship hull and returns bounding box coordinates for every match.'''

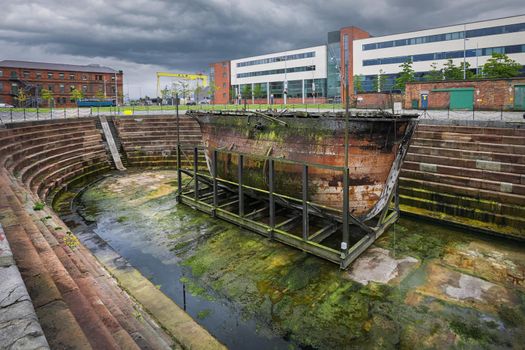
[189,111,418,220]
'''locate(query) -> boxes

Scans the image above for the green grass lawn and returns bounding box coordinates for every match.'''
[0,103,345,114]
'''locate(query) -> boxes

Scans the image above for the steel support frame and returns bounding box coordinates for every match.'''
[177,146,402,269]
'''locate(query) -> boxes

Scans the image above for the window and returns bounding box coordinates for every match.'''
[10,71,18,78]
[236,51,316,67]
[0,70,3,77]
[59,84,65,93]
[48,84,54,92]
[23,71,30,79]
[222,82,226,88]
[69,85,76,92]
[35,72,41,79]
[0,82,2,92]
[82,85,88,93]
[69,73,75,80]
[59,72,64,79]
[222,62,227,68]
[48,72,53,79]
[82,74,87,80]
[236,65,316,78]
[222,72,227,78]
[223,92,226,98]
[11,83,18,94]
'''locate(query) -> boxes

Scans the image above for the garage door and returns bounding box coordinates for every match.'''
[449,89,474,110]
[515,85,525,110]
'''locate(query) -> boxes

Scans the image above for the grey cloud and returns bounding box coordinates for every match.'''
[0,0,523,97]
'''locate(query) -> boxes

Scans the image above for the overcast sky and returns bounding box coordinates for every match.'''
[1,0,523,98]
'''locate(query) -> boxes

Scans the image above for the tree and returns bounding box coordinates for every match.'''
[229,86,236,103]
[41,88,54,107]
[442,60,474,80]
[95,90,106,100]
[481,53,522,78]
[394,59,415,91]
[194,85,204,101]
[70,88,84,102]
[372,69,388,92]
[16,89,28,107]
[423,62,443,81]
[207,84,218,101]
[353,75,364,93]
[241,84,252,99]
[253,83,264,99]
[160,85,171,102]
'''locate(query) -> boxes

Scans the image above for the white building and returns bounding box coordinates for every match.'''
[212,14,525,103]
[353,14,525,91]
[230,45,327,103]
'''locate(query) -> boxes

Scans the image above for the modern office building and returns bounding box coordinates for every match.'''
[209,14,525,104]
[0,60,124,107]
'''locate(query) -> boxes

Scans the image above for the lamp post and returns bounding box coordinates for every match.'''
[463,24,467,80]
[283,55,288,105]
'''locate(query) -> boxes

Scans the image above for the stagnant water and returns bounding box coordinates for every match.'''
[57,170,525,350]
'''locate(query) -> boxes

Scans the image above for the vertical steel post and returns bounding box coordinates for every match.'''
[238,154,244,217]
[177,144,182,197]
[212,150,218,211]
[268,158,275,238]
[193,147,199,200]
[302,164,309,241]
[342,167,349,255]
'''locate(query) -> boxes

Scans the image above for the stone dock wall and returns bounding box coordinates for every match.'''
[0,118,224,349]
[400,119,525,239]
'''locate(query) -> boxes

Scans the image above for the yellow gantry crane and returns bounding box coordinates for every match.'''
[156,72,208,97]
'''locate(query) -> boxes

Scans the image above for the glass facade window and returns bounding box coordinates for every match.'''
[237,51,315,67]
[363,43,525,66]
[286,80,303,98]
[237,65,315,78]
[362,22,525,51]
[327,30,341,99]
[304,79,327,98]
[269,81,284,98]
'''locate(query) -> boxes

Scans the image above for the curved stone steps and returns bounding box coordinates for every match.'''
[18,145,105,182]
[415,130,525,145]
[26,151,108,190]
[0,174,95,349]
[36,161,110,200]
[0,119,95,136]
[403,161,524,185]
[0,124,101,146]
[417,124,525,137]
[407,145,525,164]
[405,153,525,175]
[5,135,103,172]
[400,176,525,207]
[411,137,525,154]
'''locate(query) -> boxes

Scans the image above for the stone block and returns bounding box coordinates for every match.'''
[0,224,15,267]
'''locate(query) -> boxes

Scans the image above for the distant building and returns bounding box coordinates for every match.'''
[209,60,231,104]
[209,14,525,104]
[0,60,124,107]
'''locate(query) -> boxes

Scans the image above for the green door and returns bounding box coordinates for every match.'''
[449,89,474,110]
[514,85,525,110]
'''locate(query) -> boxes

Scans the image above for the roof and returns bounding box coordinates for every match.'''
[0,60,119,73]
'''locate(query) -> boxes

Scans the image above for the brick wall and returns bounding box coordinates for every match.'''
[354,92,403,109]
[210,61,230,104]
[339,27,370,103]
[404,78,525,110]
[0,66,123,107]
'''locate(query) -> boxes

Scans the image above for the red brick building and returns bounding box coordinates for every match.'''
[0,60,124,108]
[209,61,230,104]
[404,78,525,110]
[339,26,370,104]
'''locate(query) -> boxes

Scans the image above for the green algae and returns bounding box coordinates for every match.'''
[77,170,525,350]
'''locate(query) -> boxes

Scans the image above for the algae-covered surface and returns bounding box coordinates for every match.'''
[68,170,525,350]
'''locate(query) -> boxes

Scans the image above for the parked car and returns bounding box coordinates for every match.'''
[186,101,197,106]
[199,99,210,105]
[0,103,14,108]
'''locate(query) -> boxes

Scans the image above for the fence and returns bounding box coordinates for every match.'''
[1,104,524,125]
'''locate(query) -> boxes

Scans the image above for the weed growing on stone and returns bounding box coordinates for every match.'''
[63,231,80,249]
[33,202,45,211]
